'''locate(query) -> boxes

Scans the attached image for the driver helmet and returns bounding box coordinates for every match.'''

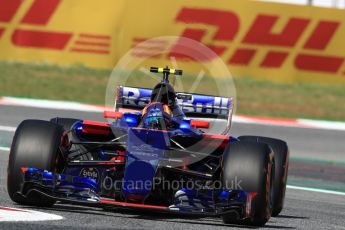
[142,102,172,130]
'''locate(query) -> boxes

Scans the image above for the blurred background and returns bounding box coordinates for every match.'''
[0,0,344,198]
[1,0,345,120]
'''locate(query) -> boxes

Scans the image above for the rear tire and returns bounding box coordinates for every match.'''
[238,136,289,217]
[222,141,274,226]
[7,120,63,206]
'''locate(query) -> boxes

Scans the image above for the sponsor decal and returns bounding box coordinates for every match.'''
[80,167,99,182]
[131,7,344,74]
[0,0,111,54]
[0,0,345,82]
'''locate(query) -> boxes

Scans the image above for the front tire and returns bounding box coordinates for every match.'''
[222,141,274,226]
[7,120,63,206]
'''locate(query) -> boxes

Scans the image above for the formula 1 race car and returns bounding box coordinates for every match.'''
[7,67,289,226]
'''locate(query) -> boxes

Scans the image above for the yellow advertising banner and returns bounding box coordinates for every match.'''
[0,0,345,84]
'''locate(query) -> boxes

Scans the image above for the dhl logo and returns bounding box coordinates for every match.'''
[132,7,344,74]
[1,1,344,77]
[0,0,111,55]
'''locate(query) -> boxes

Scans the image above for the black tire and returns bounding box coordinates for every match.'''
[7,120,63,206]
[222,141,274,226]
[50,117,80,131]
[238,136,289,217]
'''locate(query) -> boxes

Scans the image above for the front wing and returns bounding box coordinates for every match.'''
[18,168,253,218]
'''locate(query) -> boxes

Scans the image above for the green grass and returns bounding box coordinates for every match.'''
[0,61,344,121]
[0,62,110,104]
[234,77,345,121]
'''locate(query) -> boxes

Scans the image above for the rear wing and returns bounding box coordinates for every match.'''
[115,86,232,116]
[115,86,233,133]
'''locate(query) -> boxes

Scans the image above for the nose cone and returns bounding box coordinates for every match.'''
[122,160,156,201]
[123,127,171,201]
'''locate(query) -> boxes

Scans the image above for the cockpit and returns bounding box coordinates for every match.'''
[150,82,185,120]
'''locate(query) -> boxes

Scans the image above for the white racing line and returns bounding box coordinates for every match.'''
[0,125,16,132]
[0,206,63,222]
[0,146,10,151]
[287,185,345,196]
[0,126,14,151]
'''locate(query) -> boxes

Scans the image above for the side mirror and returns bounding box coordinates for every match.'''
[190,120,210,129]
[103,111,123,119]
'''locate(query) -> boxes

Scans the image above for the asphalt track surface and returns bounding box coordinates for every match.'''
[0,105,344,229]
